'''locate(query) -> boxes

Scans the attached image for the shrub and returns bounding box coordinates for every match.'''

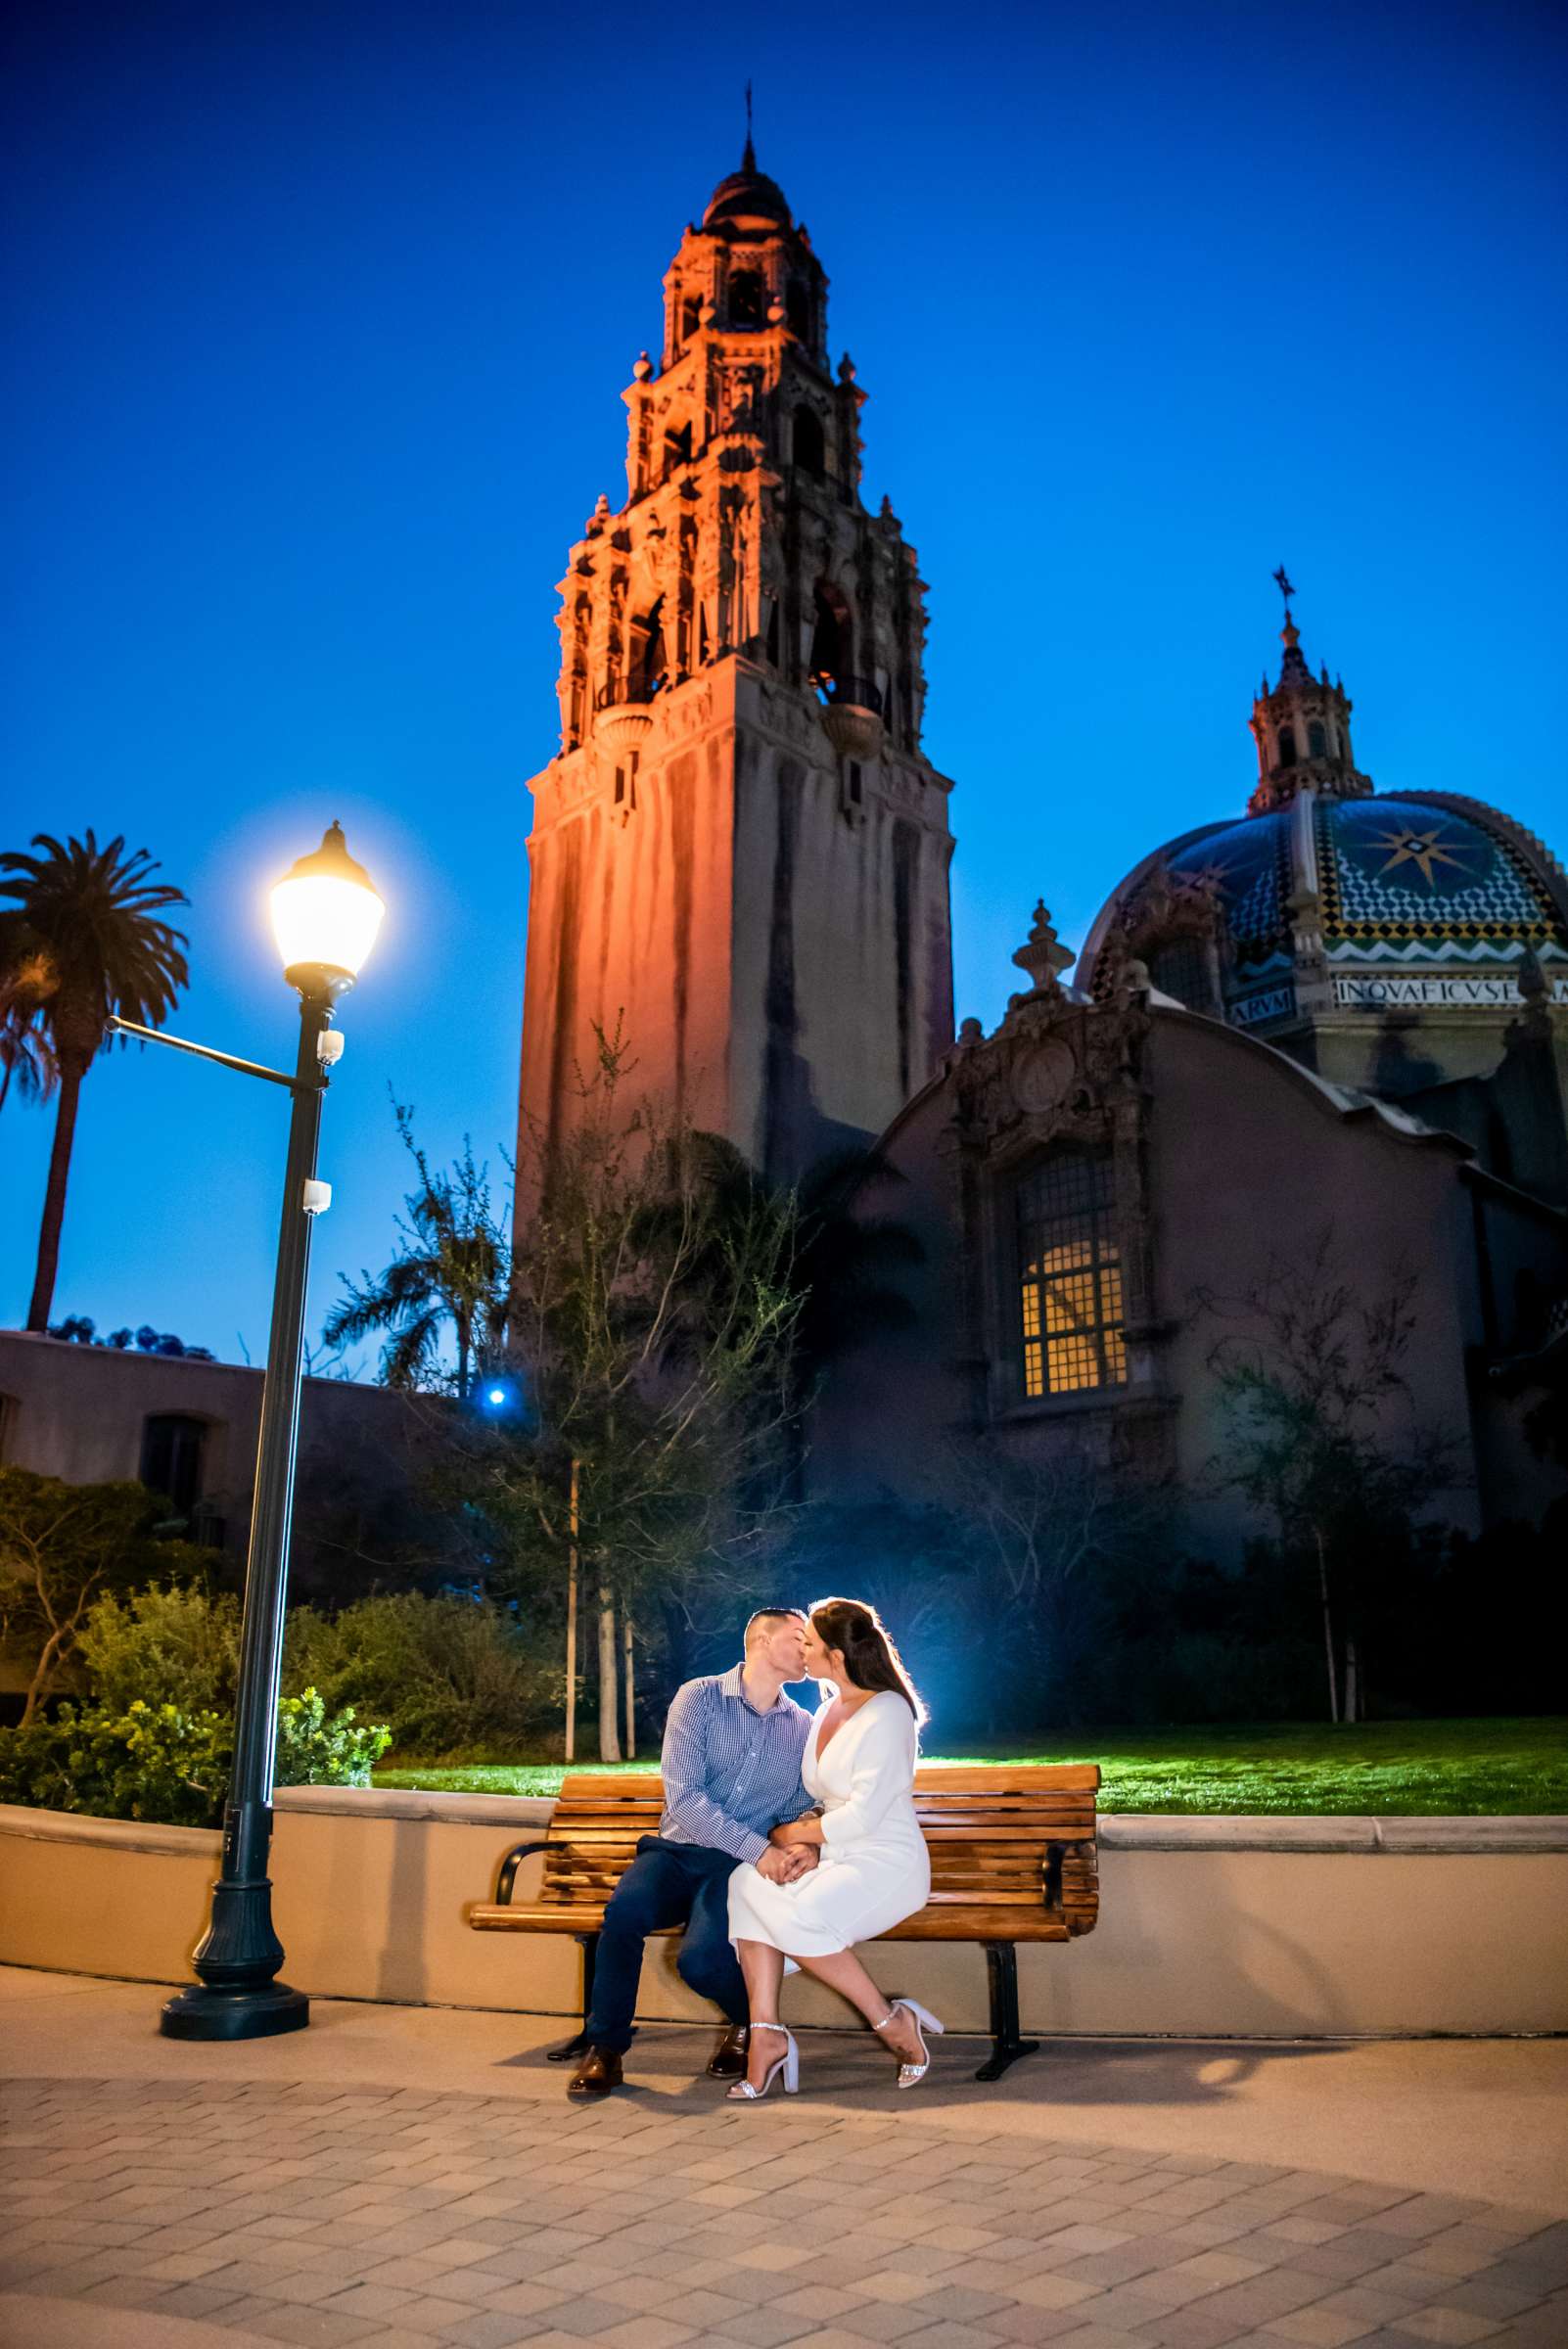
[284,1592,559,1756]
[75,1584,242,1717]
[0,1467,210,1723]
[0,1689,390,1828]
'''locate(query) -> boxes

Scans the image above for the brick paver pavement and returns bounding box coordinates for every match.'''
[3,2075,1566,2349]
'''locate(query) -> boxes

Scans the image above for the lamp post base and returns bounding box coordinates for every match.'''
[160,1982,310,2041]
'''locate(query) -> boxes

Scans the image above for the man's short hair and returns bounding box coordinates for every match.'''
[744,1606,807,1646]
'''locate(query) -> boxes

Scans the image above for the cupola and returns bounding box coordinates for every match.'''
[1247,570,1372,814]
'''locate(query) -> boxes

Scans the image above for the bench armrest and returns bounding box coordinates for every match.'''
[494,1839,551,1906]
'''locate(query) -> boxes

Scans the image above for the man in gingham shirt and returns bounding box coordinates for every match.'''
[569,1610,816,2097]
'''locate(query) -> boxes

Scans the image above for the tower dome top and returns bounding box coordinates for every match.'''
[703,138,793,233]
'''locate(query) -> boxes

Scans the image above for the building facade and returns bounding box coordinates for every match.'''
[514,155,1568,1544]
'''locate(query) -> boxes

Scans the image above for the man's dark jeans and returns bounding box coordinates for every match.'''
[584,1835,747,2055]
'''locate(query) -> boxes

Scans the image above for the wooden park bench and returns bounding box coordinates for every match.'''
[469,1763,1100,2081]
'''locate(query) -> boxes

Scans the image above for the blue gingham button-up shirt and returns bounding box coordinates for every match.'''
[658,1664,811,1865]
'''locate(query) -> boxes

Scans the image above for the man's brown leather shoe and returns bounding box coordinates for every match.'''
[568,2045,623,2097]
[707,2024,750,2079]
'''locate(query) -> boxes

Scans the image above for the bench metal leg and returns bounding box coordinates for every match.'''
[976,1942,1039,2082]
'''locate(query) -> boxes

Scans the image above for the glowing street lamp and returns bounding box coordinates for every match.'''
[270,820,387,990]
[117,820,389,2041]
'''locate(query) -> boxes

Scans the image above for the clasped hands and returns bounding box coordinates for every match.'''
[755,1814,822,1885]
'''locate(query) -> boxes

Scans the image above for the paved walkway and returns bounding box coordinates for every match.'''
[3,1970,1566,2349]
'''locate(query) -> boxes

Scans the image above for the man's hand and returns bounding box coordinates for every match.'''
[755,1844,813,1884]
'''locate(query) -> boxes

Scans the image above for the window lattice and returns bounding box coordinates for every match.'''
[1147,933,1212,1010]
[1015,1149,1128,1399]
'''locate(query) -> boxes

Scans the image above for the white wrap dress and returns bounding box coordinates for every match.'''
[726,1690,930,1959]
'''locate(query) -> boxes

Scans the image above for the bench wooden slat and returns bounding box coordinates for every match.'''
[469,1901,1076,1945]
[550,1764,1101,1797]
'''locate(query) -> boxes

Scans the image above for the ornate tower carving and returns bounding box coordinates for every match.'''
[1248,574,1371,815]
[518,144,956,1187]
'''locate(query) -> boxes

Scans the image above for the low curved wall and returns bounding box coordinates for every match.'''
[3,1791,1565,2037]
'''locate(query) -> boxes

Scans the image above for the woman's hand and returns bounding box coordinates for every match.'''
[769,1814,824,1848]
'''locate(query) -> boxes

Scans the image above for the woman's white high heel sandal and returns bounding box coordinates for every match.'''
[725,2020,799,2100]
[874,1998,945,2089]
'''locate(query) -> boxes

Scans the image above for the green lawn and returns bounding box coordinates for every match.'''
[374,1716,1568,1816]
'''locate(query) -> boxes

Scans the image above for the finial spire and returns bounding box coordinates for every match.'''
[1012,900,1076,994]
[743,80,756,170]
[1272,564,1296,616]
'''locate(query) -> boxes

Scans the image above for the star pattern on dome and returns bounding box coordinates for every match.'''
[1365,825,1477,888]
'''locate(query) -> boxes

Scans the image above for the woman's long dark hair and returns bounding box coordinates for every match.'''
[809,1596,927,1728]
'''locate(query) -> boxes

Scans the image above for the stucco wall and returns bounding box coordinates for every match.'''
[2,1794,1564,2039]
[1142,1014,1482,1542]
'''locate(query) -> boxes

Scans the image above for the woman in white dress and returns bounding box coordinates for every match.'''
[726,1597,943,2098]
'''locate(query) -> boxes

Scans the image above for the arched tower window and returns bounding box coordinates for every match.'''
[728,268,765,327]
[1277,725,1298,768]
[808,581,852,697]
[627,598,669,702]
[680,295,702,343]
[793,404,825,478]
[1014,1147,1128,1400]
[664,419,692,477]
[785,281,810,341]
[1308,719,1327,760]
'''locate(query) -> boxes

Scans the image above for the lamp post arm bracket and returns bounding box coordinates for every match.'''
[107,1014,324,1095]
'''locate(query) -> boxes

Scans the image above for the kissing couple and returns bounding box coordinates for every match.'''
[569,1596,943,2101]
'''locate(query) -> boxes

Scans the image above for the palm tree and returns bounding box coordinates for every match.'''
[323,1101,509,1399]
[0,833,189,1331]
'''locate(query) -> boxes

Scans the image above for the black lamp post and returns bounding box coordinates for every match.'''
[123,820,387,2042]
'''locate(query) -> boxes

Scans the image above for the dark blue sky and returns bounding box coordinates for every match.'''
[4,0,1564,1371]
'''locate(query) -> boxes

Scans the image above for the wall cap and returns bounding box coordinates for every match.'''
[1102,1814,1568,1853]
[4,1793,1563,1852]
[0,1802,223,1860]
[274,1786,556,1826]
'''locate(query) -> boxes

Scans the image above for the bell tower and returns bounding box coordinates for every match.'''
[517,144,956,1187]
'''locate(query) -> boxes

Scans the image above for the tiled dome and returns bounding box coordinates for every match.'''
[1314,795,1561,962]
[1083,791,1568,999]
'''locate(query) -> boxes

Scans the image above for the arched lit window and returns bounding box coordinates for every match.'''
[793,404,825,478]
[786,281,810,341]
[729,269,765,327]
[140,1414,208,1515]
[1308,719,1327,760]
[1277,725,1298,768]
[627,598,669,701]
[1014,1148,1128,1400]
[808,580,852,696]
